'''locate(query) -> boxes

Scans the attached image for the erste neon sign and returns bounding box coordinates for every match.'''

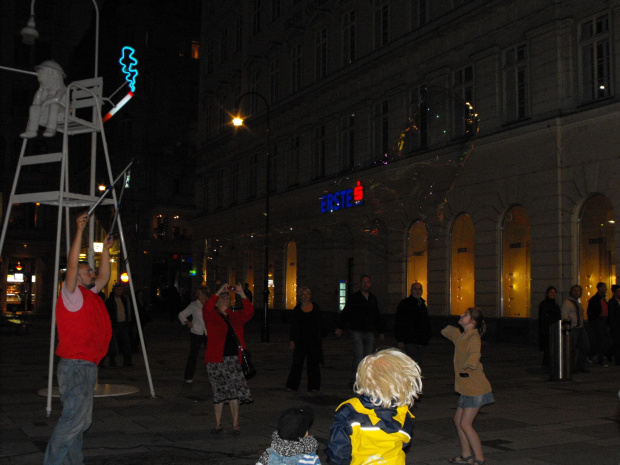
[320,181,364,213]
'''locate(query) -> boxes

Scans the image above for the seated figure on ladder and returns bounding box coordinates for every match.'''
[20,60,66,139]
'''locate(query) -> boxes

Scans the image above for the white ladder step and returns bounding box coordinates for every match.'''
[20,152,63,166]
[11,191,115,208]
[57,117,101,135]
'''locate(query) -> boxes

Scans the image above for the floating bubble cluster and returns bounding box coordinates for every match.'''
[208,86,481,279]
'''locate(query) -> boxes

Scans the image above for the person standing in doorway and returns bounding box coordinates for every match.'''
[44,213,113,464]
[587,282,612,367]
[607,285,620,365]
[178,285,210,383]
[395,282,432,365]
[335,275,384,387]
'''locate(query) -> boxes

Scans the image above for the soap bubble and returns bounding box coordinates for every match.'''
[395,85,479,158]
[205,86,481,289]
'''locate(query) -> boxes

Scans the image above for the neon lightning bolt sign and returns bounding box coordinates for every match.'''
[103,46,138,122]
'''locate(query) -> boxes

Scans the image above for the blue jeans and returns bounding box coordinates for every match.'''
[44,358,97,465]
[350,330,374,382]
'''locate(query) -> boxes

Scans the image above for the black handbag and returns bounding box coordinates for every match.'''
[220,313,256,379]
[240,349,256,379]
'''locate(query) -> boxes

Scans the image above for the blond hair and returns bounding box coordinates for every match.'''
[354,348,423,408]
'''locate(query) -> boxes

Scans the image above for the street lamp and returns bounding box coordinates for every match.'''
[233,91,271,342]
[21,0,100,78]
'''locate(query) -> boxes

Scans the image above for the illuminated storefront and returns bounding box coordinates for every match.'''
[451,214,475,316]
[502,206,531,318]
[285,241,297,309]
[5,259,35,313]
[579,195,616,301]
[407,220,428,299]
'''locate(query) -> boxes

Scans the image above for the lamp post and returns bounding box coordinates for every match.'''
[21,0,100,78]
[233,91,271,342]
[20,0,101,262]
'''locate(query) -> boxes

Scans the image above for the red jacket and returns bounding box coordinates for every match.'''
[203,294,254,364]
[56,285,112,364]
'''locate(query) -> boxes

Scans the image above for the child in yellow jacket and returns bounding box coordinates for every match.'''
[326,348,422,465]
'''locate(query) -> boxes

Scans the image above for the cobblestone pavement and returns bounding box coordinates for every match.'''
[1,312,619,464]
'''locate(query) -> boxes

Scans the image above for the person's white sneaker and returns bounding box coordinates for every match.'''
[185,379,193,384]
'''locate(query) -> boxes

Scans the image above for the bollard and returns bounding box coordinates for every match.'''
[549,320,571,380]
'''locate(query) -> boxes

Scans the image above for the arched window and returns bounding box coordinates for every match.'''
[285,240,297,309]
[407,220,428,299]
[501,206,531,317]
[579,195,616,300]
[451,214,475,315]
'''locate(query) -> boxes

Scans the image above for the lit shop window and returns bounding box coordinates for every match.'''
[407,220,427,300]
[153,214,167,239]
[286,240,297,309]
[191,40,200,59]
[451,214,475,315]
[579,194,616,300]
[501,206,531,318]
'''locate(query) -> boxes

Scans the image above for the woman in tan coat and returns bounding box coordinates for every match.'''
[441,307,494,465]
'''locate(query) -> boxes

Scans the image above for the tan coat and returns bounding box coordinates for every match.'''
[441,326,492,397]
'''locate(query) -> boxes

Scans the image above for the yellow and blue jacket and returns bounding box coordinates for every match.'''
[326,396,414,465]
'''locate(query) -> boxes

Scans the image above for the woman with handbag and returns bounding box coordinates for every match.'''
[203,283,254,435]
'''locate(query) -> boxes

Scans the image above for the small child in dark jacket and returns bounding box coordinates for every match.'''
[257,407,321,465]
[326,348,423,465]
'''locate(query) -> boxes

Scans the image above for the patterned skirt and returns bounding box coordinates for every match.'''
[206,355,253,404]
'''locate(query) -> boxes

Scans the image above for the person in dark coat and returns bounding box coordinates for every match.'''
[607,285,620,365]
[538,286,562,372]
[335,275,384,386]
[587,282,612,366]
[395,283,432,365]
[105,283,134,367]
[286,287,324,392]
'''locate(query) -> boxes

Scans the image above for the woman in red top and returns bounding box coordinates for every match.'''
[203,283,254,435]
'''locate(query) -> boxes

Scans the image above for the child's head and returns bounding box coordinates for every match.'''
[468,307,486,336]
[354,348,423,408]
[277,407,314,441]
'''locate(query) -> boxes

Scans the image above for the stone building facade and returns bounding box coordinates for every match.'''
[196,0,620,341]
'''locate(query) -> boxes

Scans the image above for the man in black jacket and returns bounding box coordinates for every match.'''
[395,283,432,365]
[607,285,620,365]
[336,275,384,386]
[587,282,612,367]
[105,283,134,367]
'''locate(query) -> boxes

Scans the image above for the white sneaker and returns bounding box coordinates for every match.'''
[185,379,193,384]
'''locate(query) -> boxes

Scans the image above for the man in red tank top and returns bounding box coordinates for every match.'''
[44,213,113,465]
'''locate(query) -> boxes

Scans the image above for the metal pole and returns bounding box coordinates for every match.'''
[235,91,271,342]
[97,109,156,397]
[262,104,270,343]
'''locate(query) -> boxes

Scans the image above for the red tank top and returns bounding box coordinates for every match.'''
[56,286,112,364]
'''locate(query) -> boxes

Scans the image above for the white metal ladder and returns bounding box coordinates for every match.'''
[0,77,156,415]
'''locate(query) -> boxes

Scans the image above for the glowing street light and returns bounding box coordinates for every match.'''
[233,92,271,342]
